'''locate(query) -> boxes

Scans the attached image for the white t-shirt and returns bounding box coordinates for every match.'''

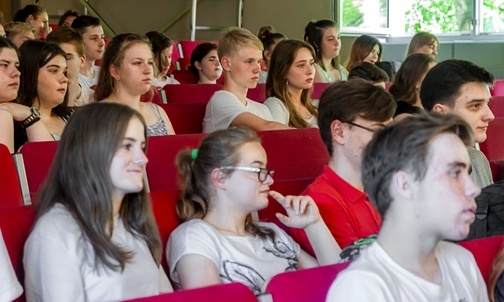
[326,241,488,302]
[258,71,268,84]
[203,90,274,133]
[315,63,348,83]
[152,76,180,88]
[264,97,318,128]
[0,230,23,302]
[167,219,301,295]
[24,204,172,302]
[78,66,101,89]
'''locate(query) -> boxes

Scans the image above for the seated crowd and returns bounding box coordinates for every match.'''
[1,4,503,302]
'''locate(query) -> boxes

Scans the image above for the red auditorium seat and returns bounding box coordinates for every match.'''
[265,262,351,302]
[258,128,329,181]
[177,57,191,71]
[141,86,166,104]
[458,235,504,284]
[0,144,23,208]
[490,96,504,117]
[179,40,218,60]
[479,117,504,180]
[146,134,205,192]
[18,141,59,203]
[311,82,331,100]
[172,70,198,84]
[163,84,221,104]
[160,103,207,134]
[0,206,36,302]
[491,79,504,96]
[247,84,266,102]
[124,283,257,302]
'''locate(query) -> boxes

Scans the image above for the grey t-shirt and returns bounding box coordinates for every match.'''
[468,146,493,189]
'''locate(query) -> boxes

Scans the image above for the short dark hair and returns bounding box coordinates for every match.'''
[362,113,473,218]
[346,35,382,70]
[13,4,46,22]
[46,26,85,57]
[420,59,494,111]
[71,15,101,35]
[318,80,396,156]
[348,61,389,83]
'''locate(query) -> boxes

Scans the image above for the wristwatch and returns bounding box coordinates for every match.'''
[20,107,41,128]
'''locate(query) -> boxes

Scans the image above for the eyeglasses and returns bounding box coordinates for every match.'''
[346,121,381,133]
[220,166,275,183]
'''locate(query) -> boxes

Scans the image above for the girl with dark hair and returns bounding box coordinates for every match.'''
[188,42,222,84]
[257,26,286,83]
[389,53,437,121]
[58,10,80,27]
[407,32,439,57]
[167,127,340,295]
[264,40,318,128]
[13,4,49,39]
[24,102,173,301]
[304,20,347,83]
[145,31,180,87]
[15,39,72,150]
[0,36,52,153]
[346,35,383,70]
[95,33,175,136]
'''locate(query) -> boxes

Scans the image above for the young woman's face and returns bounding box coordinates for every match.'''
[320,26,341,60]
[159,45,173,76]
[197,49,222,83]
[109,117,148,199]
[36,55,68,108]
[28,12,48,39]
[417,43,439,57]
[363,44,380,64]
[113,43,154,95]
[286,47,315,90]
[0,48,20,103]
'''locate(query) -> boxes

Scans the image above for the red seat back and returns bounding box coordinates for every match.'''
[490,96,504,117]
[266,262,351,302]
[458,235,504,284]
[167,41,180,76]
[0,144,23,208]
[491,80,504,96]
[247,84,266,102]
[160,103,207,134]
[0,206,36,302]
[172,70,198,84]
[258,128,328,181]
[140,86,164,104]
[20,141,59,202]
[146,134,205,192]
[177,57,191,71]
[124,282,257,302]
[479,117,504,180]
[163,84,221,104]
[311,82,331,100]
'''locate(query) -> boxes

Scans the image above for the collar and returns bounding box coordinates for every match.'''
[321,166,368,204]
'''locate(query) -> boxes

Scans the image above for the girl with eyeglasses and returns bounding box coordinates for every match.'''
[167,127,341,295]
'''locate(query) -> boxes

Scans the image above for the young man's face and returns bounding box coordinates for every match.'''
[82,25,105,61]
[58,42,85,81]
[436,82,494,144]
[222,45,262,89]
[413,133,480,241]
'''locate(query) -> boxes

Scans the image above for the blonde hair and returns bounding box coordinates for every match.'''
[218,27,263,59]
[4,21,34,40]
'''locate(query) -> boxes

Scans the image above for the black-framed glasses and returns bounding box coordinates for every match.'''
[220,166,275,183]
[346,121,380,133]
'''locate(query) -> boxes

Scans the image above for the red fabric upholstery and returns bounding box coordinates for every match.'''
[491,80,504,96]
[265,262,351,302]
[163,84,221,104]
[311,82,331,100]
[258,128,329,181]
[479,117,504,180]
[247,84,266,102]
[172,70,198,84]
[177,58,191,71]
[124,282,256,302]
[0,144,23,208]
[20,141,59,203]
[141,86,164,104]
[166,41,180,76]
[146,134,205,192]
[385,81,392,91]
[0,206,36,302]
[160,103,207,134]
[490,96,504,117]
[458,235,504,284]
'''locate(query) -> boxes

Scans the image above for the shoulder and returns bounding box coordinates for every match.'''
[209,90,239,103]
[31,205,80,238]
[264,97,285,108]
[437,241,476,262]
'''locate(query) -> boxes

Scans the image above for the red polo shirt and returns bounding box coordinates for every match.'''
[290,166,382,255]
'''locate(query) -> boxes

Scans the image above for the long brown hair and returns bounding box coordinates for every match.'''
[37,102,162,271]
[489,244,504,302]
[176,128,276,241]
[266,39,317,128]
[346,35,382,70]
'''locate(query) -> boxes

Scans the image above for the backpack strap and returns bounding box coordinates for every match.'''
[474,198,489,238]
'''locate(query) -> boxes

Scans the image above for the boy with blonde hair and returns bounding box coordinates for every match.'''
[203,27,290,133]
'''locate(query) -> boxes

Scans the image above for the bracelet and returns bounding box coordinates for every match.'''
[0,107,13,116]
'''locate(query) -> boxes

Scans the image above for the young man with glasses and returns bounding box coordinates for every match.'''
[290,80,396,252]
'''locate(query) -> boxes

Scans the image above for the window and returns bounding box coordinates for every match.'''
[341,0,388,29]
[483,0,504,33]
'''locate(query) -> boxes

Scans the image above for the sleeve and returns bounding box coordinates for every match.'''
[166,221,221,284]
[205,92,246,132]
[0,231,23,302]
[325,270,393,301]
[24,231,86,302]
[264,97,289,125]
[158,266,174,293]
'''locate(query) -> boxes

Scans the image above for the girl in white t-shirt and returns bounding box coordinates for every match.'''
[167,127,341,295]
[264,40,318,128]
[24,103,173,302]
